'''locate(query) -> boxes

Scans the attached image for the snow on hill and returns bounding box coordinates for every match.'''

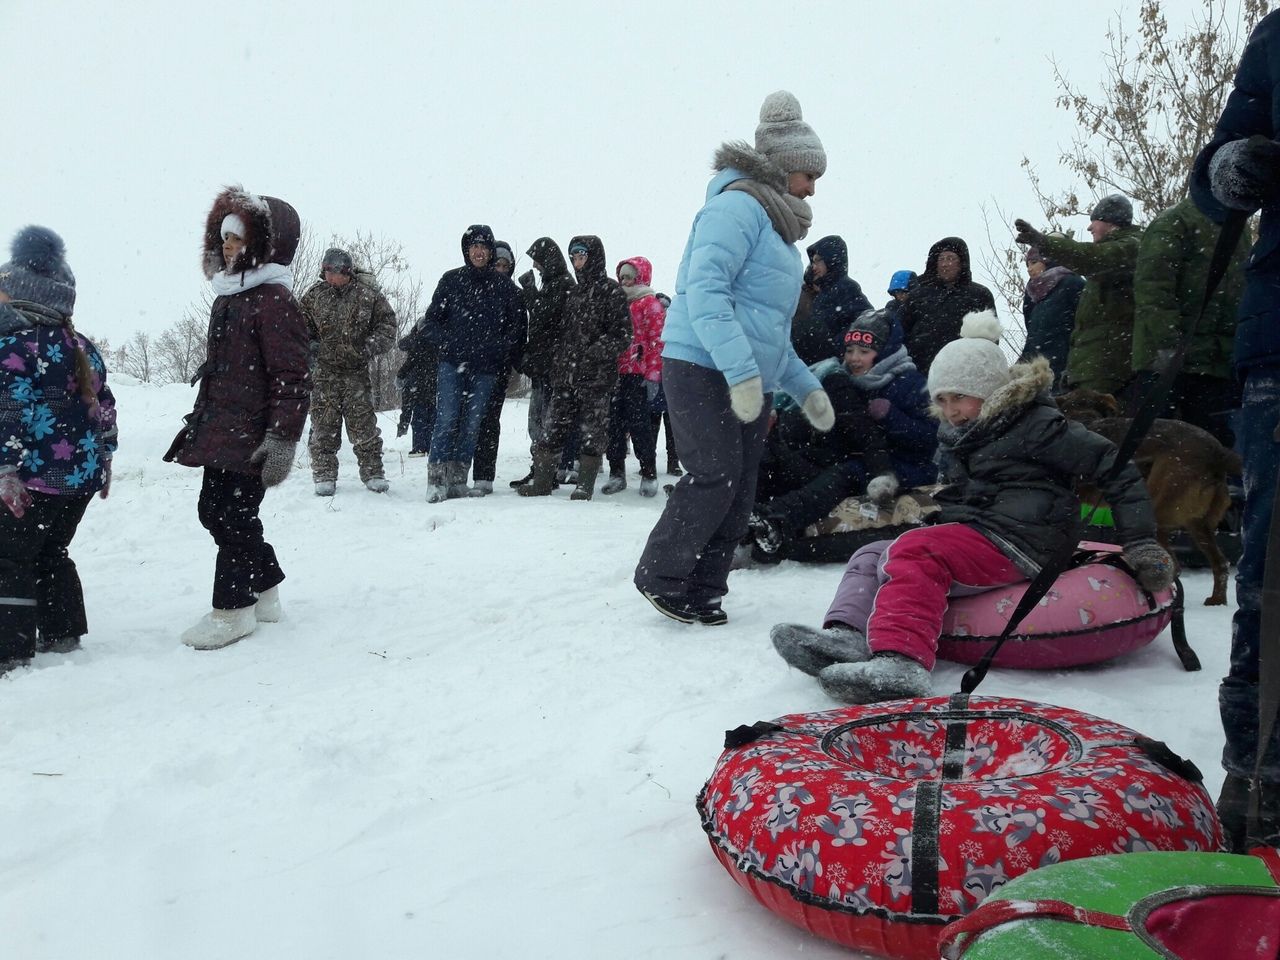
[1,377,1234,959]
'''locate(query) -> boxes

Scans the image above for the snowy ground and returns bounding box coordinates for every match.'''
[1,378,1235,960]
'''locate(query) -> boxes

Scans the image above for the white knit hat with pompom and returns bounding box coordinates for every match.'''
[926,310,1011,401]
[755,90,827,177]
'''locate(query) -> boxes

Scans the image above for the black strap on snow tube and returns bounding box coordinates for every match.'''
[911,692,971,917]
[961,210,1249,695]
[1251,450,1280,839]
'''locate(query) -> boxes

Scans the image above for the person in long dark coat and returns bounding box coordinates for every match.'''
[899,237,997,375]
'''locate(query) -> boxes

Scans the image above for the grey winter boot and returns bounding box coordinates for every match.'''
[426,462,449,503]
[600,466,627,495]
[570,455,603,501]
[314,479,336,497]
[639,477,659,497]
[818,652,932,705]
[364,476,389,493]
[517,448,558,498]
[771,623,871,676]
[444,462,469,499]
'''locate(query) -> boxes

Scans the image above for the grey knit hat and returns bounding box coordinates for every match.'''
[0,226,76,316]
[926,311,1011,401]
[493,242,514,265]
[755,90,826,177]
[1088,194,1133,227]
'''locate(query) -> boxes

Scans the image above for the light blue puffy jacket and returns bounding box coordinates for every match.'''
[660,167,822,402]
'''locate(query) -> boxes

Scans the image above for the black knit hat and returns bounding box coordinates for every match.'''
[844,308,891,353]
[321,247,353,275]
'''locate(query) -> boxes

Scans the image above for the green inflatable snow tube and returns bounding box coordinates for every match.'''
[939,850,1280,959]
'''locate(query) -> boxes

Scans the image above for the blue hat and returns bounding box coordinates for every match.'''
[887,269,916,294]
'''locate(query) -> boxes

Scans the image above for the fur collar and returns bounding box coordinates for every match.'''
[976,356,1055,423]
[712,140,786,193]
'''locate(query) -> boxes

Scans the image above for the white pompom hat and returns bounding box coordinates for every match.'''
[926,311,1011,401]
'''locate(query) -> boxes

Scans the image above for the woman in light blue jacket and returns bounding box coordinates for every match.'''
[635,90,835,625]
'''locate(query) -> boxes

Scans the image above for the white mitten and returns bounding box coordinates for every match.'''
[802,389,835,432]
[866,473,900,506]
[729,376,765,423]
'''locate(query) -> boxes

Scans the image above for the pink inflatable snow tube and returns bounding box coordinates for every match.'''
[937,543,1179,669]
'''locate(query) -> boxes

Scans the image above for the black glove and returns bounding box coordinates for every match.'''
[518,270,536,290]
[1232,135,1280,207]
[1014,219,1045,246]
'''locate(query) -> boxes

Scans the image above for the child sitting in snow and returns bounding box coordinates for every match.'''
[769,311,1175,704]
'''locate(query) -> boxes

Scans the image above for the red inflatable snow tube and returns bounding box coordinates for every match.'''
[697,695,1222,960]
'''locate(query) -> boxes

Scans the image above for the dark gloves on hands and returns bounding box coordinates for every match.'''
[1123,539,1177,593]
[1014,219,1045,247]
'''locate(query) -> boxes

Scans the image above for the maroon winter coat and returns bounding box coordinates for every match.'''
[164,188,312,474]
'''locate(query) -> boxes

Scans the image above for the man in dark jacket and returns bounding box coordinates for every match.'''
[511,237,577,488]
[422,224,524,503]
[1016,196,1144,396]
[300,248,398,496]
[164,186,311,650]
[518,235,630,500]
[899,237,996,375]
[1018,243,1084,388]
[470,241,528,494]
[1132,196,1249,446]
[792,235,873,365]
[1189,7,1280,851]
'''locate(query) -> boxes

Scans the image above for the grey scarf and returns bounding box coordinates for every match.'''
[849,345,917,392]
[724,179,812,244]
[0,300,65,337]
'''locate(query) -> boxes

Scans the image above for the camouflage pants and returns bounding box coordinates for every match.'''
[309,372,385,482]
[539,381,613,458]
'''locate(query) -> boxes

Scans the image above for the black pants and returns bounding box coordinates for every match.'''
[472,369,509,483]
[197,467,284,610]
[606,373,659,478]
[0,491,93,658]
[634,359,770,603]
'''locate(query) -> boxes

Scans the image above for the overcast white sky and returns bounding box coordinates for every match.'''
[5,1,1209,347]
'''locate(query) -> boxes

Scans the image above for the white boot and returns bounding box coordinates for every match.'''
[181,607,257,650]
[364,476,390,493]
[314,479,336,497]
[255,585,283,622]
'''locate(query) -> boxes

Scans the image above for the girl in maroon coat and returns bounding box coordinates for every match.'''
[164,187,311,649]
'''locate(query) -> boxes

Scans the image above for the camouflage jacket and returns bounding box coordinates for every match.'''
[300,274,397,376]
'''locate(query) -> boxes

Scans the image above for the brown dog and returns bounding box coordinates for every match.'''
[1056,388,1241,605]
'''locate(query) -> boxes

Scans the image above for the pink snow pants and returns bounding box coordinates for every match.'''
[823,523,1025,671]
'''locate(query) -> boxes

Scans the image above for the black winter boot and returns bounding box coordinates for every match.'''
[571,455,603,501]
[1217,773,1280,852]
[517,448,558,497]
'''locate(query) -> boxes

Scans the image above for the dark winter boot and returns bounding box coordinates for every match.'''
[818,652,932,705]
[426,462,449,503]
[517,448,558,498]
[1217,774,1280,852]
[509,468,534,489]
[445,462,469,499]
[600,465,627,495]
[747,509,789,563]
[666,456,683,477]
[771,623,870,676]
[36,635,82,654]
[570,455,602,501]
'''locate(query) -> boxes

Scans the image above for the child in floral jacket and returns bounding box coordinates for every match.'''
[0,226,116,667]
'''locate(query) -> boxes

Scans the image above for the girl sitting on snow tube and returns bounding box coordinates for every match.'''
[770,313,1176,704]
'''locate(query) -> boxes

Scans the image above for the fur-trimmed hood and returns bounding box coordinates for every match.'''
[202,186,301,279]
[712,140,786,193]
[974,355,1055,423]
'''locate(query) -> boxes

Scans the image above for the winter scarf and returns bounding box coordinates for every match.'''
[848,344,917,392]
[1024,265,1074,305]
[724,178,812,244]
[623,282,655,302]
[0,300,65,336]
[211,261,294,297]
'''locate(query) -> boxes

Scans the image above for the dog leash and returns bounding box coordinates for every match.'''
[961,209,1250,695]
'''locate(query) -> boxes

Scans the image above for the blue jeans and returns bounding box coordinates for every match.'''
[1222,364,1280,778]
[429,362,497,465]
